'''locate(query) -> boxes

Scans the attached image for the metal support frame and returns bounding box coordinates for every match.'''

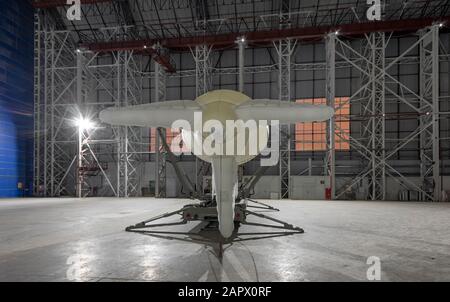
[117,50,143,197]
[33,18,446,202]
[193,45,213,96]
[364,32,387,201]
[332,26,443,201]
[35,25,144,198]
[125,200,303,237]
[419,25,441,201]
[274,2,297,200]
[154,51,167,198]
[192,44,213,196]
[325,33,336,200]
[76,125,116,198]
[33,12,44,196]
[238,38,245,93]
[334,32,387,200]
[75,50,118,198]
[43,30,78,196]
[275,38,296,199]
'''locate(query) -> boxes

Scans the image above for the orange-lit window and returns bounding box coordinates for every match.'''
[295,98,350,151]
[149,128,190,153]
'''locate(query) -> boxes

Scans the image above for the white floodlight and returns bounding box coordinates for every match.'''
[237,36,246,44]
[75,117,94,130]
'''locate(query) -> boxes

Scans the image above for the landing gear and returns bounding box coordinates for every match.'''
[125,199,304,235]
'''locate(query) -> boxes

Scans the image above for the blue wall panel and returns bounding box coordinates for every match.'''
[0,0,34,197]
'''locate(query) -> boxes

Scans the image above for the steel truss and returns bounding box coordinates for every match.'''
[75,50,110,198]
[419,25,441,201]
[325,33,336,200]
[275,39,297,200]
[191,44,213,197]
[42,30,78,196]
[330,25,443,201]
[154,46,167,198]
[34,25,145,197]
[75,49,124,198]
[33,12,44,195]
[274,1,297,200]
[34,20,446,201]
[116,50,144,197]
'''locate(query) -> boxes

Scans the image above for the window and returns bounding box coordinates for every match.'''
[295,97,350,152]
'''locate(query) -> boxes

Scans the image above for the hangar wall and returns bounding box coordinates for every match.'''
[144,35,450,192]
[46,31,450,201]
[0,0,34,197]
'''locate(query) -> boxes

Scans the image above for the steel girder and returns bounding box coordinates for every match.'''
[274,38,296,200]
[325,33,337,200]
[332,26,443,201]
[154,48,167,198]
[117,50,143,197]
[273,1,297,200]
[191,44,213,196]
[43,30,78,196]
[419,25,441,201]
[33,12,45,196]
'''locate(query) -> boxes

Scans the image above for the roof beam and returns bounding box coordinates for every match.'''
[83,16,450,51]
[33,0,112,9]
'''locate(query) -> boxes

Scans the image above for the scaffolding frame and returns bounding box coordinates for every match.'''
[154,45,167,198]
[191,44,213,196]
[419,25,441,201]
[34,24,146,197]
[328,26,443,201]
[274,0,297,200]
[33,17,446,201]
[325,33,337,199]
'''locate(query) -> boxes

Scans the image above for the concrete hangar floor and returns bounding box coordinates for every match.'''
[0,197,449,282]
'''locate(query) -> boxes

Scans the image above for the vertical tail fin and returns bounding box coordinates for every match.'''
[211,156,238,238]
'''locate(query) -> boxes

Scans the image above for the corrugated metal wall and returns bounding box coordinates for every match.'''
[0,0,34,197]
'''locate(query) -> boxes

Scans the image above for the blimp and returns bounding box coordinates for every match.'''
[99,90,334,238]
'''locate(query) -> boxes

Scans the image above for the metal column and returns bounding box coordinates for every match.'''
[194,45,213,96]
[238,38,245,93]
[33,12,43,196]
[325,33,336,200]
[332,29,438,201]
[118,50,143,197]
[365,32,387,201]
[275,39,296,199]
[192,44,213,196]
[154,53,167,198]
[419,25,441,201]
[274,1,297,200]
[43,30,78,196]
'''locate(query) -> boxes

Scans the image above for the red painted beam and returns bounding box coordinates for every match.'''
[33,0,112,9]
[84,17,450,52]
[150,51,176,74]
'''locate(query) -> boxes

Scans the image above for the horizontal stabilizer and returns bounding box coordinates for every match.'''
[236,99,334,123]
[99,100,200,128]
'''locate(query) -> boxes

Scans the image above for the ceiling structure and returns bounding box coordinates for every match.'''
[33,0,450,71]
[34,0,450,43]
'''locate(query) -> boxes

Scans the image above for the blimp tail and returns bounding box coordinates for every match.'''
[211,156,238,239]
[99,100,201,128]
[236,99,334,123]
